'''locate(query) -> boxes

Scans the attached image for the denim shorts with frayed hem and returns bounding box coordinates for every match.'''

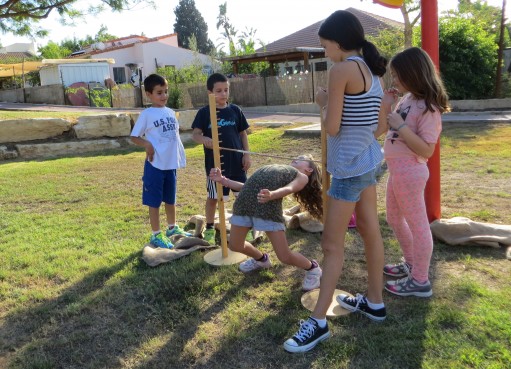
[230,215,286,232]
[328,165,379,202]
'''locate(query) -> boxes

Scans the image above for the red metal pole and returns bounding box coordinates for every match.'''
[421,0,441,222]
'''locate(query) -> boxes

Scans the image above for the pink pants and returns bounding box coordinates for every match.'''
[386,157,433,283]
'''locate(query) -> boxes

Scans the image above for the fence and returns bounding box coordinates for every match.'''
[0,70,343,109]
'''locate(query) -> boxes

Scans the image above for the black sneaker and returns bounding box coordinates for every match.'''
[283,317,331,353]
[336,293,386,322]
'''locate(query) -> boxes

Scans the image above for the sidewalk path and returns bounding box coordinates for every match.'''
[284,111,511,135]
[2,102,509,134]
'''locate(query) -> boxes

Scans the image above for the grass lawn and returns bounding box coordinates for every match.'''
[0,122,510,369]
[0,111,100,122]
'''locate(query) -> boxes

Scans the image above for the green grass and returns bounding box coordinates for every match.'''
[0,111,99,122]
[0,123,510,369]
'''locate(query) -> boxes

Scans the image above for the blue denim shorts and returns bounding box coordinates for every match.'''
[230,215,286,232]
[328,166,379,202]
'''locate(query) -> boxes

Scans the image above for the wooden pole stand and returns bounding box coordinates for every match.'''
[203,94,247,266]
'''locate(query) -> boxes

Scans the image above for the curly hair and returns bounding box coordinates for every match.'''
[293,154,323,220]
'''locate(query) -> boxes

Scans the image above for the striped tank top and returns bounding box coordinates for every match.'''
[327,56,384,179]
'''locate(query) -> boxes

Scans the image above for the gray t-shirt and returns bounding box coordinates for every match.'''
[233,164,299,223]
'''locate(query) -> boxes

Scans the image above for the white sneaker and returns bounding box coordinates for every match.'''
[239,253,272,273]
[302,264,322,291]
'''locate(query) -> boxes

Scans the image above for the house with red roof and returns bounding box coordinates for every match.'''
[70,33,216,85]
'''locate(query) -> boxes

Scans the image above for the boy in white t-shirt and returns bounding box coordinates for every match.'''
[131,74,190,248]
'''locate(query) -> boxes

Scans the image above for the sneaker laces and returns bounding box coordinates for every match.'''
[394,275,412,286]
[401,261,411,276]
[293,319,316,343]
[243,258,258,268]
[344,293,365,308]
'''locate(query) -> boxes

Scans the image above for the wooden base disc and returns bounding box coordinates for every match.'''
[301,289,354,317]
[204,248,247,266]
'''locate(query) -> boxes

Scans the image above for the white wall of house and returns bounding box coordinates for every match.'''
[88,35,216,83]
[0,42,37,55]
[39,63,111,87]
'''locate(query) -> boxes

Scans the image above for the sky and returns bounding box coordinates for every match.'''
[1,0,509,52]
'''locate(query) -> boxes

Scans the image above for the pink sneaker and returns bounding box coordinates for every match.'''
[348,213,357,228]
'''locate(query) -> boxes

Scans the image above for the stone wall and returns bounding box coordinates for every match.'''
[0,111,198,161]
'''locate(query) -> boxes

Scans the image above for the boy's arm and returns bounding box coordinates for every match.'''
[192,128,213,149]
[131,136,155,162]
[239,130,252,171]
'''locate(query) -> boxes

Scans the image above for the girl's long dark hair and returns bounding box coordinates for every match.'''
[318,10,387,77]
[293,154,323,220]
[390,47,450,114]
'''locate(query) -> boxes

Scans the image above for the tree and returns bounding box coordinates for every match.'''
[439,16,498,99]
[399,0,420,48]
[363,0,420,48]
[216,2,237,56]
[0,0,151,38]
[441,1,510,98]
[215,3,271,76]
[38,25,117,58]
[367,28,405,60]
[38,41,72,59]
[173,0,213,54]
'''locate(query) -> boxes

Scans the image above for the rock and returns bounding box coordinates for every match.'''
[16,139,122,159]
[73,114,131,139]
[0,118,71,143]
[175,109,197,130]
[0,145,18,160]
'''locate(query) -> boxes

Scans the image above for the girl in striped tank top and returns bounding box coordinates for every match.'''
[285,10,388,354]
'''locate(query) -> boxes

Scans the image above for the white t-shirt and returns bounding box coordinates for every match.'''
[131,106,186,170]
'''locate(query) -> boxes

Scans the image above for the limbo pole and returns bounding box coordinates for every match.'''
[209,94,228,258]
[203,94,247,266]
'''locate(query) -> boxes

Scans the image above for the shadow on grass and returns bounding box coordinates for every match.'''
[2,231,506,368]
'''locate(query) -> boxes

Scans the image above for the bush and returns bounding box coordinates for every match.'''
[439,17,498,99]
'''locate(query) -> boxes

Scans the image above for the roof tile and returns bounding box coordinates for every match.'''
[259,7,403,52]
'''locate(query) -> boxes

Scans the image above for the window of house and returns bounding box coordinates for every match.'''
[113,67,127,84]
[315,62,328,72]
[285,66,293,75]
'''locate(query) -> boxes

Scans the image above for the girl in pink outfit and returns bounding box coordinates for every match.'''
[376,47,449,297]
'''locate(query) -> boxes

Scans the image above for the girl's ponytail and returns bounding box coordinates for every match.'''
[362,40,387,77]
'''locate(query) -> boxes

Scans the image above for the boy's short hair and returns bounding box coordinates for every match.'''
[144,74,167,93]
[207,73,229,91]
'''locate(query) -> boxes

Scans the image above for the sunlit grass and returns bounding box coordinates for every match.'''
[0,123,510,368]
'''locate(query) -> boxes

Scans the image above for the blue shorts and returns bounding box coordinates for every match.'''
[328,166,379,202]
[230,215,286,232]
[142,160,177,208]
